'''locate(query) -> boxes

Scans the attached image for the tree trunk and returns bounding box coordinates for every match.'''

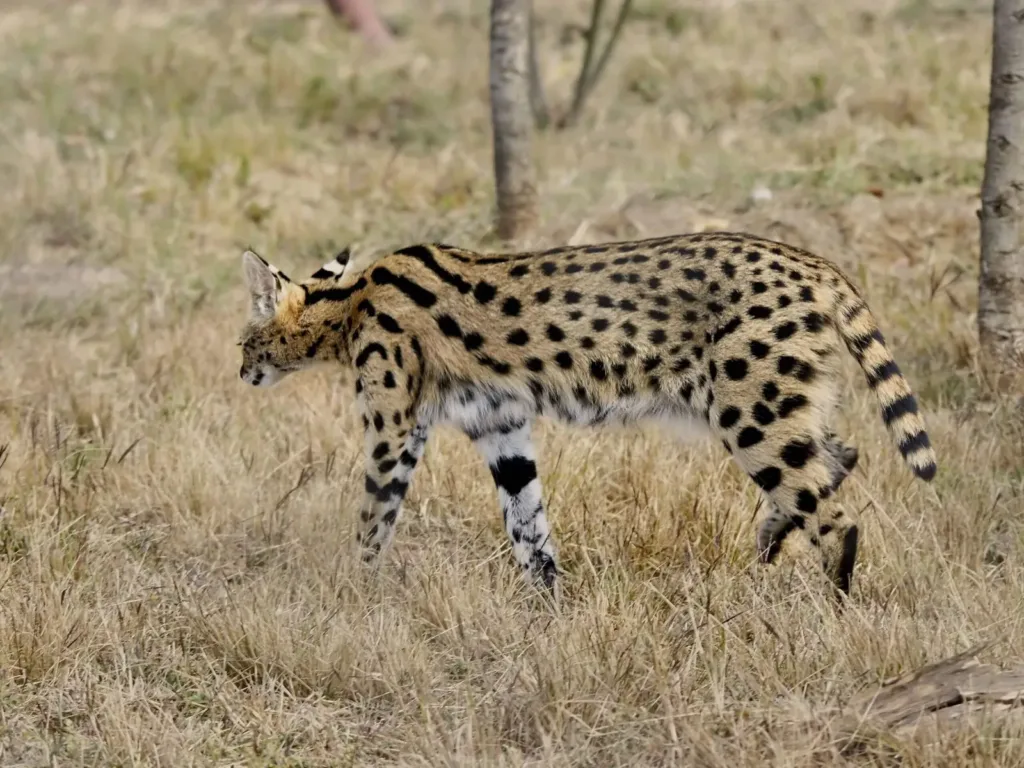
[490,0,538,241]
[979,0,1024,385]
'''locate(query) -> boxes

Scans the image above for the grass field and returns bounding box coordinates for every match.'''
[2,0,1024,764]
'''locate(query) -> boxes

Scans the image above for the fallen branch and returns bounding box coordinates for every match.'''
[821,643,1024,752]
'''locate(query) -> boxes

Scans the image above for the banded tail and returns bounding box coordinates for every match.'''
[831,282,938,481]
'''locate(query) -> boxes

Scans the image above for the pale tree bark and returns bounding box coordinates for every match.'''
[527,4,550,130]
[490,0,538,241]
[979,0,1024,385]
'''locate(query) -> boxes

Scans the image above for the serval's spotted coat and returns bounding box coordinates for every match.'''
[237,233,937,598]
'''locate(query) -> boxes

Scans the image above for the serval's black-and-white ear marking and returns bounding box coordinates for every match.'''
[311,247,352,280]
[235,232,938,601]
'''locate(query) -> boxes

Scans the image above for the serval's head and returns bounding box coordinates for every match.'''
[237,248,352,387]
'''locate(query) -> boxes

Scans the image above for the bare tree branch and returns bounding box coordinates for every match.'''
[560,0,633,129]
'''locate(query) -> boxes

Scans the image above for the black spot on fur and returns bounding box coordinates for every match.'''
[463,332,484,351]
[474,282,497,304]
[737,427,764,448]
[781,439,816,468]
[713,316,742,342]
[803,312,825,333]
[774,321,797,340]
[749,340,771,358]
[436,315,463,338]
[752,402,775,425]
[724,358,748,380]
[777,394,809,418]
[796,489,818,513]
[719,407,741,429]
[507,329,530,345]
[752,466,782,491]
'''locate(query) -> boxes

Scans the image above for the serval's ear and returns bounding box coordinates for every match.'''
[310,247,352,280]
[242,249,292,320]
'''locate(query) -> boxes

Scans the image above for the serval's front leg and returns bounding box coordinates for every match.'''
[352,342,427,564]
[472,419,558,591]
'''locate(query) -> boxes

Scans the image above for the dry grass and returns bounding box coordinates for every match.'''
[1,0,1023,764]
